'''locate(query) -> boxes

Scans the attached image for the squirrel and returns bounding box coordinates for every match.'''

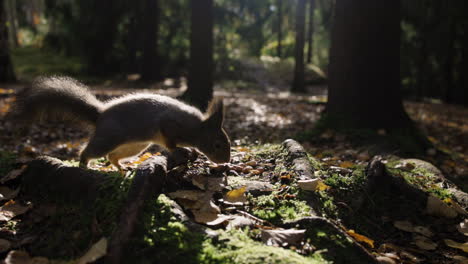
[11,76,231,169]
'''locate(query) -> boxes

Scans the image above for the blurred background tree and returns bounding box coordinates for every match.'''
[0,0,466,106]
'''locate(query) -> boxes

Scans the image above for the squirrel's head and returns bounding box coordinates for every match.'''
[197,98,231,163]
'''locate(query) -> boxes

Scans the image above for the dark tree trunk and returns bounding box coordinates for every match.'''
[460,27,468,106]
[327,0,410,129]
[444,20,455,103]
[291,0,306,93]
[306,0,315,63]
[141,0,160,81]
[182,0,214,111]
[276,0,283,58]
[5,0,18,47]
[0,0,16,82]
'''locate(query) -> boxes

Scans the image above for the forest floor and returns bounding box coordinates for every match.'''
[0,80,467,264]
[0,48,467,263]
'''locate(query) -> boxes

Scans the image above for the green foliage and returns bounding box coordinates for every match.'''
[250,192,314,224]
[200,230,325,264]
[12,46,84,80]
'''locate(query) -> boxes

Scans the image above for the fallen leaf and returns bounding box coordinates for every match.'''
[444,239,468,253]
[191,200,221,223]
[451,255,468,263]
[426,195,457,218]
[0,187,20,201]
[77,237,107,264]
[339,161,355,169]
[4,250,31,264]
[0,201,32,221]
[297,178,330,192]
[413,226,433,237]
[191,175,225,191]
[457,219,468,236]
[375,256,397,264]
[393,221,414,233]
[0,238,11,253]
[261,229,306,247]
[413,235,437,250]
[224,186,247,203]
[347,229,374,248]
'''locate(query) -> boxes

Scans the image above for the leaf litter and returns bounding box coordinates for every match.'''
[0,85,467,263]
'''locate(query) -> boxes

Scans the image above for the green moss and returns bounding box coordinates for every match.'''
[250,191,314,225]
[387,163,454,200]
[249,144,283,160]
[200,230,326,264]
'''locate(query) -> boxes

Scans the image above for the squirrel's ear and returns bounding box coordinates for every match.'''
[204,98,224,128]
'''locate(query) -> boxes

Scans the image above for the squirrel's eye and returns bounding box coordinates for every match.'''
[214,142,221,149]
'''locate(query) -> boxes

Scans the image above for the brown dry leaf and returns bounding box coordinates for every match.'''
[224,186,247,203]
[413,226,433,237]
[76,237,107,264]
[426,195,458,218]
[451,255,468,263]
[0,187,20,201]
[191,200,221,223]
[1,166,27,184]
[261,229,306,247]
[413,235,437,250]
[444,239,468,253]
[0,201,32,221]
[457,219,468,236]
[297,179,330,192]
[0,238,11,253]
[375,256,397,264]
[346,229,375,248]
[191,175,225,192]
[393,221,414,233]
[205,214,256,229]
[4,250,31,264]
[339,161,355,169]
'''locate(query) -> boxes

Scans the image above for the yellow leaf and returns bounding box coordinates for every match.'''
[339,161,355,169]
[236,147,250,152]
[347,229,374,248]
[444,239,468,253]
[225,186,247,203]
[316,181,330,191]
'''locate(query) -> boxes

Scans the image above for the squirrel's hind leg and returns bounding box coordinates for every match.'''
[107,142,151,169]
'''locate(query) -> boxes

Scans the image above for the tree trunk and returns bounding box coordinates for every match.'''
[182,0,214,111]
[444,20,455,103]
[276,0,282,58]
[5,0,18,47]
[306,0,315,64]
[327,0,410,129]
[0,0,16,82]
[291,0,306,93]
[141,0,160,81]
[459,26,468,106]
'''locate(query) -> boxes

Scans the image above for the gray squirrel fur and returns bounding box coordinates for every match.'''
[12,76,231,168]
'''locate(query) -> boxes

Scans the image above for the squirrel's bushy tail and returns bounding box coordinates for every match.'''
[12,76,103,125]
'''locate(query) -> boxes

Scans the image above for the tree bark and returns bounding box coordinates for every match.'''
[5,0,18,47]
[327,0,410,129]
[306,0,315,64]
[291,0,306,93]
[141,0,161,81]
[182,0,214,111]
[276,0,283,58]
[0,0,16,82]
